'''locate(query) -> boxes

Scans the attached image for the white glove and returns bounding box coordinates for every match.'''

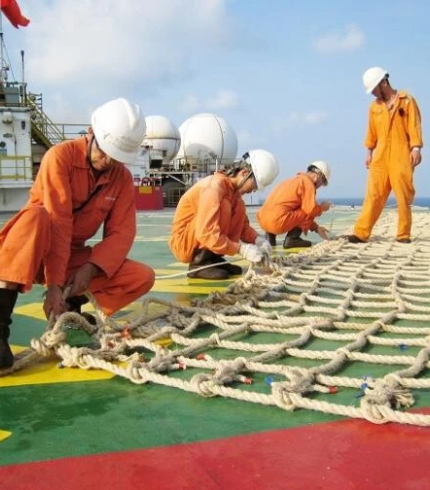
[239,243,263,263]
[255,236,272,256]
[316,225,331,240]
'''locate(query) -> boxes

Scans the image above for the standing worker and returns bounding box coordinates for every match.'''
[169,150,279,279]
[347,67,423,244]
[0,98,155,369]
[257,161,332,248]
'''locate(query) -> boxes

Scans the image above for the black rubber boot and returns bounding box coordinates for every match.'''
[66,295,97,325]
[188,249,229,279]
[283,227,312,249]
[213,254,242,276]
[0,289,18,369]
[346,235,366,244]
[265,233,277,247]
[396,238,411,244]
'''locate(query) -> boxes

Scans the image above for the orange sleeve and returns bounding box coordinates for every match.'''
[406,96,423,148]
[298,178,322,218]
[33,145,74,286]
[240,212,259,244]
[194,179,241,256]
[90,170,136,278]
[364,104,378,150]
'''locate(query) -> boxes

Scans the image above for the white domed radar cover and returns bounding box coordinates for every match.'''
[177,113,238,165]
[143,115,181,161]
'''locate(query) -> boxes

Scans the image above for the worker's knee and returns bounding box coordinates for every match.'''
[135,262,155,296]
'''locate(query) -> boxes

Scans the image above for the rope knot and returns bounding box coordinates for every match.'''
[126,362,149,384]
[191,373,217,397]
[285,368,315,392]
[360,379,415,424]
[147,352,176,373]
[271,382,300,411]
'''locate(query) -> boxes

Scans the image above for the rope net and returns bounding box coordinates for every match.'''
[4,210,430,426]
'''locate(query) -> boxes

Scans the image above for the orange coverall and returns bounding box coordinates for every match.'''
[257,173,322,235]
[354,91,423,241]
[0,137,154,316]
[169,173,258,263]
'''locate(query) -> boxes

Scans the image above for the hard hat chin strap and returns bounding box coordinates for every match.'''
[87,136,96,167]
[308,166,327,187]
[237,169,255,190]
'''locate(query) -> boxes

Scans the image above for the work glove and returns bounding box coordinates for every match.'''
[255,235,272,256]
[316,225,331,240]
[239,243,263,263]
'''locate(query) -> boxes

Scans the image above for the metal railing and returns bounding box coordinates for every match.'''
[0,155,33,185]
[27,97,67,147]
[0,82,88,147]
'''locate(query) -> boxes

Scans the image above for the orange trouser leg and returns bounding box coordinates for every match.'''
[67,248,155,316]
[89,260,155,316]
[0,205,51,291]
[390,164,415,240]
[353,162,391,240]
[263,209,314,235]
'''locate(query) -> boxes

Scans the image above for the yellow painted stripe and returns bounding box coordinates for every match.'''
[154,276,234,285]
[0,429,12,442]
[14,300,171,322]
[165,259,248,268]
[151,283,229,294]
[0,346,115,388]
[14,303,45,320]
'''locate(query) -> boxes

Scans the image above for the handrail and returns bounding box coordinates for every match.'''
[0,155,33,183]
[0,82,88,147]
[26,97,65,145]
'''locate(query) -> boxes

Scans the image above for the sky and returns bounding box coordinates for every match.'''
[2,0,429,199]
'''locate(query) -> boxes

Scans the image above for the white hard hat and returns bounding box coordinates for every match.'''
[244,149,279,190]
[308,160,331,185]
[363,67,388,94]
[91,98,146,164]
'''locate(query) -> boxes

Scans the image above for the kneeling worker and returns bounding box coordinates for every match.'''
[0,98,155,369]
[169,150,279,279]
[257,161,332,248]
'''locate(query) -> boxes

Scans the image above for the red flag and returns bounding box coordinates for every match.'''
[1,0,30,29]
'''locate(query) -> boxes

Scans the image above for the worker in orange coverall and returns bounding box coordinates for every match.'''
[169,150,279,279]
[0,98,155,369]
[347,67,423,244]
[257,161,332,249]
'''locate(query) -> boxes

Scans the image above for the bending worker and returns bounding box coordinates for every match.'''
[169,150,279,279]
[0,98,155,369]
[257,161,332,249]
[347,67,423,244]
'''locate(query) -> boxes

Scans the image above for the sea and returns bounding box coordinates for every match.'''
[329,197,430,210]
[254,196,430,209]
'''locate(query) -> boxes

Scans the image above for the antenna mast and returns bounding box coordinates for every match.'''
[0,9,9,84]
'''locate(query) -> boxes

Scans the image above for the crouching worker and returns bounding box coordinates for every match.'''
[169,150,279,279]
[0,98,155,369]
[257,161,332,249]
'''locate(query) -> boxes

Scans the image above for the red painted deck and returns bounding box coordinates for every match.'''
[2,412,430,490]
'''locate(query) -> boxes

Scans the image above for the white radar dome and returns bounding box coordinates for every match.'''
[142,115,181,163]
[176,113,238,166]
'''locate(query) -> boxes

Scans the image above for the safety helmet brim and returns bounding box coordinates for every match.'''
[92,126,140,164]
